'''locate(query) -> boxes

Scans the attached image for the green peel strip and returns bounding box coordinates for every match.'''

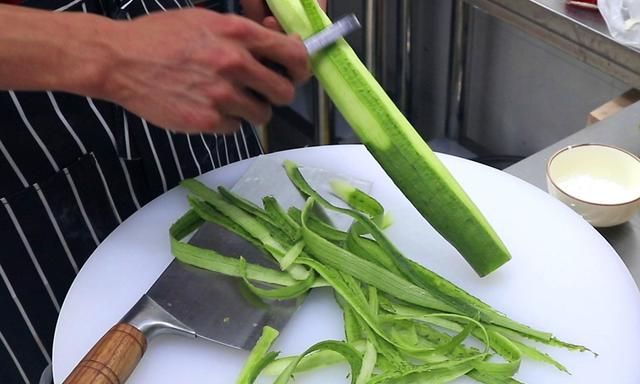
[169,160,589,383]
[236,326,280,384]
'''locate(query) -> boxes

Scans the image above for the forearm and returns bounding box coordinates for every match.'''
[0,5,309,134]
[0,5,118,97]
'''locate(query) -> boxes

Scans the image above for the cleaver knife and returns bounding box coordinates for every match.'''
[63,220,299,384]
[63,157,370,384]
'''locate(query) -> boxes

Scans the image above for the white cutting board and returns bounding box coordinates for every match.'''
[52,145,640,383]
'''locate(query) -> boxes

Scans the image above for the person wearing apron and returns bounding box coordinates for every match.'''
[0,0,321,382]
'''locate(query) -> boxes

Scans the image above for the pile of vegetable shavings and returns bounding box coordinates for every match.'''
[169,160,592,384]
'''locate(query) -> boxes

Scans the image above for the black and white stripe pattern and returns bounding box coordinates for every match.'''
[0,1,263,382]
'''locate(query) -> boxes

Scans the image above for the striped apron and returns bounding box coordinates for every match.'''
[0,1,263,382]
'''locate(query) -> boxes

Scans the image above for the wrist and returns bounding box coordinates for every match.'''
[60,15,123,100]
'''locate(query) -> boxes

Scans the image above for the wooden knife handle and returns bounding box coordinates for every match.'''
[63,323,147,384]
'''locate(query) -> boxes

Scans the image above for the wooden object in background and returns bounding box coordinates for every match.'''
[587,89,640,125]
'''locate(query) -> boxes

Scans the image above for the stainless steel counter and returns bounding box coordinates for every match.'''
[505,102,640,285]
[464,0,640,87]
[446,0,640,140]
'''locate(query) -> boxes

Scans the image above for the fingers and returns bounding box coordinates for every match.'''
[166,107,241,135]
[248,34,310,84]
[215,115,243,134]
[223,17,310,84]
[196,110,242,134]
[238,0,270,23]
[215,85,272,125]
[242,64,294,106]
[222,52,295,106]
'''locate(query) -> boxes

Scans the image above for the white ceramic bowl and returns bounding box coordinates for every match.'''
[546,144,640,227]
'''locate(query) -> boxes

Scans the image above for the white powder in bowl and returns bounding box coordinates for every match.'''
[558,175,638,204]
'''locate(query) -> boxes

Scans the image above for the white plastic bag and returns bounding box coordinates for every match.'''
[599,0,640,49]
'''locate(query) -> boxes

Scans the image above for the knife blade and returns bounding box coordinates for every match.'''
[140,222,302,351]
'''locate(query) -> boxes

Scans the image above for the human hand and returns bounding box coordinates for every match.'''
[98,9,310,134]
[241,0,328,31]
